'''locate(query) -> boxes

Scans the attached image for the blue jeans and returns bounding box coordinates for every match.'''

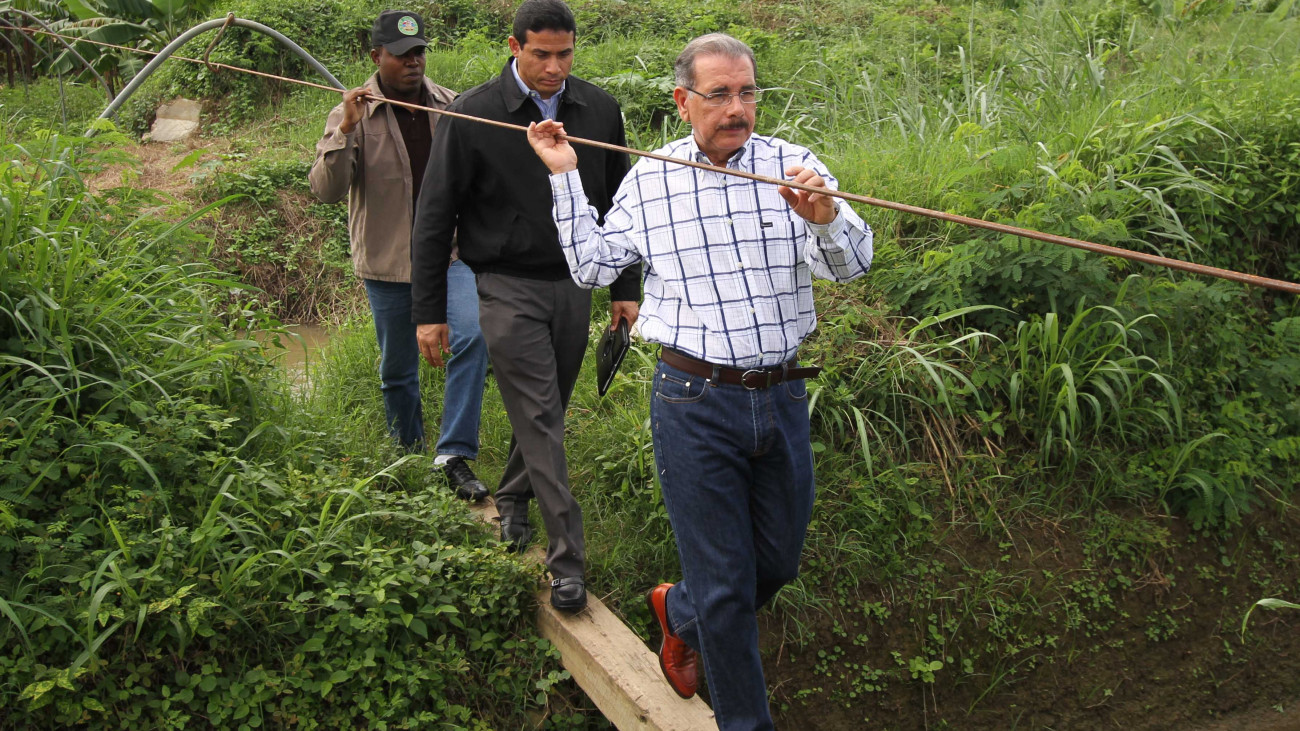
[363,261,487,455]
[649,358,815,731]
[436,261,488,458]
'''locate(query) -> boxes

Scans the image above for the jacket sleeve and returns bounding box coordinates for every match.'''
[602,110,642,303]
[410,110,464,324]
[308,103,357,204]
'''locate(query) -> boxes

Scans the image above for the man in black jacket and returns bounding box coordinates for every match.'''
[410,0,639,612]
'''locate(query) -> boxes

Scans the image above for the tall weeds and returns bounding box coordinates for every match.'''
[0,132,558,728]
[1005,296,1182,475]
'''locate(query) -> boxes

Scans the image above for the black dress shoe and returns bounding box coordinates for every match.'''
[550,576,587,612]
[442,457,487,502]
[499,514,533,553]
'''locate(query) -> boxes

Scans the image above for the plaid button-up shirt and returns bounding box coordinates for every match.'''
[550,134,873,368]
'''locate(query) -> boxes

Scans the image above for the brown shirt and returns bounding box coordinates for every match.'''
[377,79,432,209]
[308,73,456,283]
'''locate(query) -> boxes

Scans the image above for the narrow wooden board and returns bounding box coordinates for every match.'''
[470,499,716,730]
[537,590,716,731]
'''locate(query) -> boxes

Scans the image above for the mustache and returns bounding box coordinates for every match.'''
[718,120,750,131]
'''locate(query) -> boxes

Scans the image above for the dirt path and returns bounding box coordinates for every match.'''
[1190,702,1300,731]
[85,138,223,196]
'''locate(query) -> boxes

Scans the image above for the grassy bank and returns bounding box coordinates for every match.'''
[0,133,572,728]
[3,0,1300,728]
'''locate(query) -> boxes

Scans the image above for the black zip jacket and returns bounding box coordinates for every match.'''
[410,61,640,323]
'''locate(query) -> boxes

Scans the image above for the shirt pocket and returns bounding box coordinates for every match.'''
[729,212,800,280]
[757,215,801,264]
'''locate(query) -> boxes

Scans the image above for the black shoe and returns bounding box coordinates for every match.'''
[550,576,587,612]
[442,457,487,502]
[499,514,534,553]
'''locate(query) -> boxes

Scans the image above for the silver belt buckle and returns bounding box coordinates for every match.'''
[741,369,768,390]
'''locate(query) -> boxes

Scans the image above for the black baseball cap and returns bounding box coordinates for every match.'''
[371,10,428,55]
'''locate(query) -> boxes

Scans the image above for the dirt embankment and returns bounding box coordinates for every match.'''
[767,509,1300,731]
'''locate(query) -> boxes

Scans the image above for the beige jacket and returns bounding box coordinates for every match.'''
[308,73,456,283]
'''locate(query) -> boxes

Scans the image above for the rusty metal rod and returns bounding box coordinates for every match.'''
[17,24,1300,296]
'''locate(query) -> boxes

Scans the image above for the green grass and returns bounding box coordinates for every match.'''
[0,78,108,143]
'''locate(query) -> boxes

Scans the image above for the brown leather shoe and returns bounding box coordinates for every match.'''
[646,583,699,699]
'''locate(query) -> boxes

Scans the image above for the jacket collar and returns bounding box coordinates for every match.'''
[497,60,587,115]
[361,72,450,118]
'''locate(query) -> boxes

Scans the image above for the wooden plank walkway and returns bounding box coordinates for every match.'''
[472,500,716,730]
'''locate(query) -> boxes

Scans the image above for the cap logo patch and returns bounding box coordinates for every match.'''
[397,16,419,35]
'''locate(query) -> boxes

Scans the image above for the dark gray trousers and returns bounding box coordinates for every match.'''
[475,272,591,579]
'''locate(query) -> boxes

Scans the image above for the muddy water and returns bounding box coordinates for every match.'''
[258,323,333,383]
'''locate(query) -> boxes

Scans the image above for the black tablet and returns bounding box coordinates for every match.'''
[596,318,631,396]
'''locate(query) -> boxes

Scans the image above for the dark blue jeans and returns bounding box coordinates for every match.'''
[435,261,488,459]
[363,261,486,453]
[649,358,815,731]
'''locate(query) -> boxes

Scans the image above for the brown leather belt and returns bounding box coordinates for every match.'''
[660,348,822,390]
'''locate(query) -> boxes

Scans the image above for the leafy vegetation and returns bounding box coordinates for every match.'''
[54,0,217,79]
[0,0,218,96]
[0,132,566,728]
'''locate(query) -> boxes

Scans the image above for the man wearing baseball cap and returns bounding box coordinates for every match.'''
[310,11,493,501]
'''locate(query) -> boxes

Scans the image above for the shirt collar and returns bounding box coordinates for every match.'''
[510,59,565,105]
[687,133,752,168]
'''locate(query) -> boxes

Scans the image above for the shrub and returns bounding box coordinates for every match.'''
[1163,69,1300,282]
[0,130,563,729]
[114,0,382,132]
[174,152,355,322]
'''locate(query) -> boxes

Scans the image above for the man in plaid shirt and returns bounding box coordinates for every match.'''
[528,32,873,731]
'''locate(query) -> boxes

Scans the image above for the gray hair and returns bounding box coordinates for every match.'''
[673,33,756,88]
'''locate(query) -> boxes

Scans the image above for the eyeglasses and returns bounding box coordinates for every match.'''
[684,87,765,107]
